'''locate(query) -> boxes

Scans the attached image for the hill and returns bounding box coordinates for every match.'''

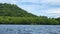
[0,3,59,25]
[0,3,36,17]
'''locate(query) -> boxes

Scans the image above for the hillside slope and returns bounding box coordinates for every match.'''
[0,3,36,17]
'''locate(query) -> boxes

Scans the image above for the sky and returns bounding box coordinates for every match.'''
[0,0,60,18]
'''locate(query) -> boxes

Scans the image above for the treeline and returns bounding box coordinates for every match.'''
[0,16,59,25]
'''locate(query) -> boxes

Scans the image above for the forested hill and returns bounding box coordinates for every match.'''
[0,3,60,25]
[0,3,36,17]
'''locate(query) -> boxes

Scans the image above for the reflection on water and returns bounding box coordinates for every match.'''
[0,25,60,34]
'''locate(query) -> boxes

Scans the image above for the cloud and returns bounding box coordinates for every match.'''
[41,0,60,4]
[0,0,14,4]
[41,8,60,18]
[45,8,60,13]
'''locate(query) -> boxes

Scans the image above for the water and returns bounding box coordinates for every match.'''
[0,25,60,34]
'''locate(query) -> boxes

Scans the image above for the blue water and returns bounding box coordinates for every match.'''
[0,25,60,34]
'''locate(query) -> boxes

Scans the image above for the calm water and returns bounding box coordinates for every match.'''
[0,25,60,34]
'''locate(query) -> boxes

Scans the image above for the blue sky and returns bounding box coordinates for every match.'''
[0,0,60,18]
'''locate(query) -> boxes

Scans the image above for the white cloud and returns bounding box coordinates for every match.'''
[45,8,60,14]
[0,0,14,4]
[41,8,60,18]
[41,0,60,4]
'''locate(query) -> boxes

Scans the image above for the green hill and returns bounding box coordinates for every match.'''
[0,3,36,17]
[0,3,59,25]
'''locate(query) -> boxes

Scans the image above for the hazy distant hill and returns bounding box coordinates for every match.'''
[0,3,36,17]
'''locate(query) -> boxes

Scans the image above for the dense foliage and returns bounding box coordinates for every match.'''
[0,3,60,25]
[0,3,36,17]
[55,17,60,24]
[0,16,59,25]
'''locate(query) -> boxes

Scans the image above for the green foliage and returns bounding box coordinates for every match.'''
[0,16,59,25]
[55,17,60,24]
[0,3,36,17]
[0,3,59,25]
